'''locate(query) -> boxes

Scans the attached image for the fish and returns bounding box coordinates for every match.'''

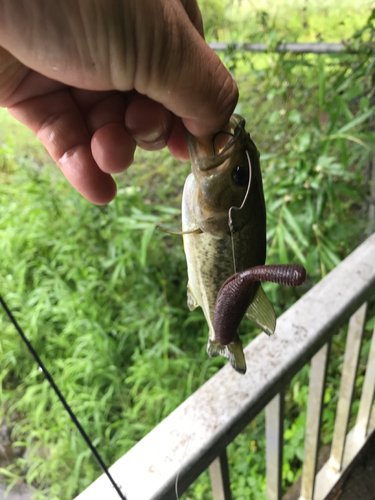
[182,114,277,374]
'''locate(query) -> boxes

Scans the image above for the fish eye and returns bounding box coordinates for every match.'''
[232,165,249,186]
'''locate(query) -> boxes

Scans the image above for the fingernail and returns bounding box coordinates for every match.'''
[134,124,167,150]
[136,128,163,143]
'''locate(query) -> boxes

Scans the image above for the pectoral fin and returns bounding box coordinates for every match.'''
[158,226,202,235]
[246,284,276,336]
[187,284,199,311]
[207,334,247,374]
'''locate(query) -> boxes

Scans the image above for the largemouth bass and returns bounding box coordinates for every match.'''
[182,114,277,374]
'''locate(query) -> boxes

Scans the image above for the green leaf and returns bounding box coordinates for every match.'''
[298,133,311,152]
[283,207,309,247]
[282,226,307,264]
[288,110,301,124]
[335,108,374,135]
[276,225,288,264]
[140,225,156,268]
[365,316,375,331]
[324,133,370,148]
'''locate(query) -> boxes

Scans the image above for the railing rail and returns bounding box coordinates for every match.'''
[208,42,349,54]
[207,42,375,54]
[75,233,375,500]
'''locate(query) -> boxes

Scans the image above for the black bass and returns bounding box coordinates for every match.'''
[182,114,277,374]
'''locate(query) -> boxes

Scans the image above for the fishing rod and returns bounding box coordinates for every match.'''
[0,294,127,500]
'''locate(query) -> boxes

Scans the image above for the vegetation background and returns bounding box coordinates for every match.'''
[0,0,374,498]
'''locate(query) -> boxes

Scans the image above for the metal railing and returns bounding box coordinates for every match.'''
[208,42,349,54]
[75,232,375,500]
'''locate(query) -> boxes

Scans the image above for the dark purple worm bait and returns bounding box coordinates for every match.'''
[213,264,306,345]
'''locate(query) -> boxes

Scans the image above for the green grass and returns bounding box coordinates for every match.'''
[0,3,375,499]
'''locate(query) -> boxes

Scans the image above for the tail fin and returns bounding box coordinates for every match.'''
[207,334,246,374]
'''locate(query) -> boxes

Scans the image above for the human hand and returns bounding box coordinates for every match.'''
[0,0,238,204]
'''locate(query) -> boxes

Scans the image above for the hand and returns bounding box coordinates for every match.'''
[0,0,238,204]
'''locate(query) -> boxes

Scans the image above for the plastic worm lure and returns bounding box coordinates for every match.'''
[213,264,306,345]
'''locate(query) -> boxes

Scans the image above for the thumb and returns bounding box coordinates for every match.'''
[135,1,238,138]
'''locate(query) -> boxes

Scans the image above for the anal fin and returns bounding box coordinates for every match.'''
[246,284,276,336]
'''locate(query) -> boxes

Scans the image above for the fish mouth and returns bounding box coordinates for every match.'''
[187,115,246,173]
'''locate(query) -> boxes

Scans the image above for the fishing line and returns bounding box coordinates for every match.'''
[211,132,252,274]
[228,149,253,274]
[230,229,237,274]
[0,294,127,500]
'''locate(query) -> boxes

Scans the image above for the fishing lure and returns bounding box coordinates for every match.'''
[213,264,306,345]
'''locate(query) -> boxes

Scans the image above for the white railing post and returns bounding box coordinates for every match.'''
[266,391,284,500]
[300,342,331,500]
[209,450,232,500]
[329,303,368,472]
[355,322,375,439]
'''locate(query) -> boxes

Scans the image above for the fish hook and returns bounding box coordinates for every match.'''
[211,130,235,156]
